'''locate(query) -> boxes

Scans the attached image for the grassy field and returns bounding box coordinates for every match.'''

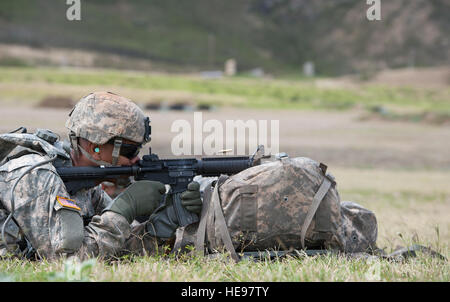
[0,66,449,113]
[0,166,447,282]
[0,66,449,282]
[0,250,448,282]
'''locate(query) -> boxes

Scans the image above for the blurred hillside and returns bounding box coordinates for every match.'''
[0,0,448,75]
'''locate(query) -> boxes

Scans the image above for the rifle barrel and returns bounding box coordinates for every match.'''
[55,156,252,186]
[56,166,138,180]
[197,156,252,176]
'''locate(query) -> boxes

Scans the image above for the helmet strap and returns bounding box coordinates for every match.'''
[111,138,122,166]
[69,133,122,167]
[69,132,79,155]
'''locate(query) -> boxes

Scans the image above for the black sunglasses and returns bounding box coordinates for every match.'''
[107,138,142,159]
[119,142,142,159]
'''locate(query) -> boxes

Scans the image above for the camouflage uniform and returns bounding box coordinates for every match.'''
[0,153,130,260]
[0,92,162,260]
[0,152,165,260]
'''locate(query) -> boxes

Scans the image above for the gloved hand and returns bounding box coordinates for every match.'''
[180,181,202,214]
[103,180,166,224]
[146,181,202,239]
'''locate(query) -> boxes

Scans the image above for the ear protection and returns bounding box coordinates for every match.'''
[94,147,100,153]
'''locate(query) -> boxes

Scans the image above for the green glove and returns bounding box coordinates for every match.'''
[146,181,202,238]
[180,181,202,214]
[104,180,166,223]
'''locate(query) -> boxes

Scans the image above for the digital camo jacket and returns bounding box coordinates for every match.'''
[0,153,131,260]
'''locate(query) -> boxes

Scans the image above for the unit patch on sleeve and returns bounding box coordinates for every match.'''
[56,196,81,211]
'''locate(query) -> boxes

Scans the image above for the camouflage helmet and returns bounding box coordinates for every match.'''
[66,91,150,166]
[66,91,150,145]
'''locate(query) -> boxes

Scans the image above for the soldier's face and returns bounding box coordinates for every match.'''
[75,138,141,167]
[97,140,141,166]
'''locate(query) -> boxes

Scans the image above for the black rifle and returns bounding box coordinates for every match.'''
[55,147,264,227]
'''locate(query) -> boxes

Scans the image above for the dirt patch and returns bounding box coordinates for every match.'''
[328,67,450,89]
[144,101,213,111]
[1,106,449,170]
[360,107,450,126]
[369,67,450,88]
[36,96,75,109]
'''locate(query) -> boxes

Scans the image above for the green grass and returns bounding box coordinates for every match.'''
[0,67,448,282]
[1,66,449,112]
[0,249,448,282]
[0,186,447,282]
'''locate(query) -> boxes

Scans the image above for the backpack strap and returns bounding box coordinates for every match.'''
[172,226,186,254]
[195,176,228,254]
[300,175,333,250]
[195,175,240,262]
[212,178,240,262]
[194,180,214,256]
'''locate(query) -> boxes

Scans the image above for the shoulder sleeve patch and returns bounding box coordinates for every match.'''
[56,196,81,211]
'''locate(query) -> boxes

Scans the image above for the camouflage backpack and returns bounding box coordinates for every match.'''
[175,155,378,261]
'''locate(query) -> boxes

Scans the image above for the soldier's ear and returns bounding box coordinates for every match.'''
[92,145,102,160]
[86,141,101,159]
